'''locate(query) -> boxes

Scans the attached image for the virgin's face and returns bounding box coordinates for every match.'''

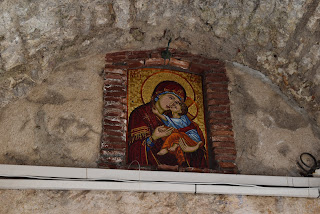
[170,101,182,114]
[156,93,180,113]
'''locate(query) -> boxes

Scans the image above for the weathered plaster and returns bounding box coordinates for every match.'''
[0,54,104,167]
[227,62,320,176]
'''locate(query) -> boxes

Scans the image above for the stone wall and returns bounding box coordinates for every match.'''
[0,54,104,167]
[228,62,320,176]
[1,190,320,214]
[1,0,319,128]
[1,0,320,212]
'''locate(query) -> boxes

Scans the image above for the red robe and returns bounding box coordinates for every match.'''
[128,102,207,168]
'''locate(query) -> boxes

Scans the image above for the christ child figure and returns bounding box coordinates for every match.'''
[152,101,203,166]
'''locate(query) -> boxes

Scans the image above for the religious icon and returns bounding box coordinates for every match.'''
[127,68,208,168]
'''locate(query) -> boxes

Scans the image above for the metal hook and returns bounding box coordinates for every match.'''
[297,152,318,177]
[161,38,172,60]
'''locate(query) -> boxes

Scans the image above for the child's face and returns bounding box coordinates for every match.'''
[170,101,182,114]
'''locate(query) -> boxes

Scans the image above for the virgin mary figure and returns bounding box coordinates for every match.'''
[127,80,207,168]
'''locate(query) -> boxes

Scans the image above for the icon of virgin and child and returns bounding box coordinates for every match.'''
[128,80,208,168]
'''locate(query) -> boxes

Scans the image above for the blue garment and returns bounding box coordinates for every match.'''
[162,115,202,142]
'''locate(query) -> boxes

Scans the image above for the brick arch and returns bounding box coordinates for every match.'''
[100,48,237,174]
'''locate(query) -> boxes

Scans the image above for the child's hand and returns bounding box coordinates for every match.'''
[179,139,201,153]
[168,147,175,152]
[168,144,178,152]
[152,107,159,114]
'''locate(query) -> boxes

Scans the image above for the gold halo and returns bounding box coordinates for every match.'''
[141,70,195,104]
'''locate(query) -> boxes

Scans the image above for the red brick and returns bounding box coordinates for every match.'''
[104,104,126,110]
[100,156,125,164]
[172,52,195,58]
[213,68,227,73]
[104,96,127,104]
[207,99,230,106]
[101,149,125,156]
[104,68,127,75]
[206,73,227,78]
[212,136,234,142]
[103,118,122,125]
[209,118,232,125]
[213,141,235,148]
[215,154,236,161]
[103,111,124,119]
[214,148,237,155]
[101,143,126,150]
[208,106,230,112]
[104,108,124,114]
[155,47,167,52]
[104,79,127,85]
[210,124,233,131]
[103,129,125,137]
[105,63,121,69]
[201,58,222,65]
[206,87,229,93]
[150,52,161,58]
[104,111,126,119]
[189,63,211,74]
[169,58,190,69]
[219,162,236,168]
[205,75,229,83]
[211,130,234,136]
[104,114,127,121]
[101,142,126,150]
[145,58,167,66]
[105,85,126,91]
[209,112,231,119]
[103,136,125,143]
[104,124,123,131]
[128,51,151,59]
[126,60,144,68]
[105,73,126,80]
[104,85,127,91]
[205,82,228,88]
[207,92,229,100]
[105,91,126,97]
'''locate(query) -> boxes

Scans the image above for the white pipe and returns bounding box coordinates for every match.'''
[0,179,195,193]
[0,164,86,179]
[196,185,319,198]
[0,179,318,198]
[0,164,319,198]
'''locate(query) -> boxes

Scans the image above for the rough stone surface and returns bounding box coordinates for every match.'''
[227,62,320,176]
[0,190,319,214]
[0,0,319,129]
[0,54,104,167]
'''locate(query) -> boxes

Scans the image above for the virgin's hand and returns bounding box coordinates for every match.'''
[152,126,174,140]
